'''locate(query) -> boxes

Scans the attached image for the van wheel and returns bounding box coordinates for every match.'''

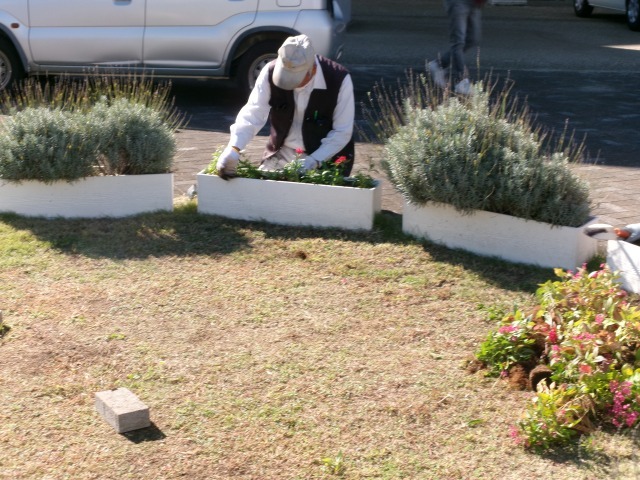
[574,0,593,17]
[0,38,23,90]
[236,40,281,95]
[627,0,640,30]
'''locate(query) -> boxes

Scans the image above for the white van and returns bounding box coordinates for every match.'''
[0,0,348,91]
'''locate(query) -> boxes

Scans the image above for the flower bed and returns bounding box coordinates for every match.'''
[475,265,640,451]
[196,172,381,230]
[197,150,381,230]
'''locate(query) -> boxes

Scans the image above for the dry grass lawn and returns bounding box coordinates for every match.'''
[0,204,637,479]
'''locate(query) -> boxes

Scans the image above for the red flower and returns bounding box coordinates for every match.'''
[295,148,305,155]
[335,156,347,165]
[548,328,558,344]
[579,364,592,375]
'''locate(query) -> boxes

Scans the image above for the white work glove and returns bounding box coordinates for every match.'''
[300,157,320,173]
[216,146,240,180]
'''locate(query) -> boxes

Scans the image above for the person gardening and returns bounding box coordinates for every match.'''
[216,34,355,179]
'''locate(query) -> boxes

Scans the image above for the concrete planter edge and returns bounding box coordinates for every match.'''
[0,174,174,218]
[402,201,599,270]
[196,172,382,231]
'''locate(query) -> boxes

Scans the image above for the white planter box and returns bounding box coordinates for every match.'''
[607,240,640,293]
[196,173,382,231]
[402,201,598,269]
[0,174,174,218]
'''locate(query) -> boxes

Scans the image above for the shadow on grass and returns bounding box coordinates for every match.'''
[247,209,555,293]
[367,210,555,292]
[0,205,555,293]
[121,422,167,444]
[534,425,640,479]
[535,443,613,478]
[0,202,252,260]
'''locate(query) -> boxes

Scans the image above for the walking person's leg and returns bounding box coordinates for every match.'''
[449,3,481,94]
[439,0,472,83]
[462,6,481,61]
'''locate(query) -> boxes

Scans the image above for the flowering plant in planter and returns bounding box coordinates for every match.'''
[475,264,640,451]
[197,147,382,230]
[203,148,376,189]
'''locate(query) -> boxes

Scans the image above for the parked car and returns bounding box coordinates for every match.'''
[0,0,348,92]
[574,0,640,31]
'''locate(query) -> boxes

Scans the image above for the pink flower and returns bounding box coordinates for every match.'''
[335,156,347,165]
[548,328,558,344]
[579,364,592,375]
[509,425,524,445]
[295,148,304,155]
[498,325,517,335]
[626,411,639,428]
[589,270,599,279]
[620,382,632,397]
[574,332,596,342]
[609,380,638,429]
[595,314,604,325]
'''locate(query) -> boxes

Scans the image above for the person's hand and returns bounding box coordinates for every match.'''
[300,157,320,173]
[216,146,240,180]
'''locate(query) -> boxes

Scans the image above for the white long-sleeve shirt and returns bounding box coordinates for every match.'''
[228,56,355,164]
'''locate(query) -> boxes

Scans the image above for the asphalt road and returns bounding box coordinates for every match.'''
[170,0,640,167]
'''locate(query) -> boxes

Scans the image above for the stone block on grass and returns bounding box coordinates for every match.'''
[95,388,150,433]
